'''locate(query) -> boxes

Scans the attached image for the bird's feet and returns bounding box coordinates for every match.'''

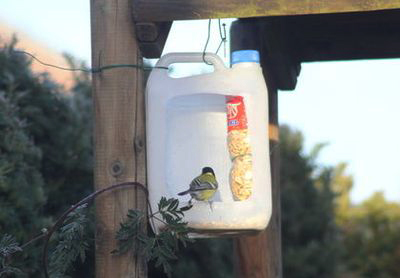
[208,201,213,211]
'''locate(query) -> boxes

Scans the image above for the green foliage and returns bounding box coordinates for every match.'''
[49,205,90,278]
[0,89,47,237]
[2,42,93,219]
[113,209,146,255]
[319,161,400,277]
[166,238,233,278]
[324,162,354,226]
[1,41,93,215]
[0,234,23,277]
[339,192,400,278]
[0,43,51,276]
[44,53,93,217]
[0,235,22,260]
[0,40,93,276]
[114,197,193,277]
[280,125,339,278]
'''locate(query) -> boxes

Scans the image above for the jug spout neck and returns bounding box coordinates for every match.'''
[232,62,260,69]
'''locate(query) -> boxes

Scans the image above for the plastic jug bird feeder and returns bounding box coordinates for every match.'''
[146,50,272,237]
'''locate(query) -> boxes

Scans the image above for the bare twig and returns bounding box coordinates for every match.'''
[20,229,48,250]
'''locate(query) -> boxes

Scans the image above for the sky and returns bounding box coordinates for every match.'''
[0,0,399,204]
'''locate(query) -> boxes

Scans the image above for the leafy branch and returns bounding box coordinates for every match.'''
[41,181,148,278]
[1,182,194,277]
[0,234,23,277]
[113,197,194,277]
[1,182,147,277]
[48,205,89,278]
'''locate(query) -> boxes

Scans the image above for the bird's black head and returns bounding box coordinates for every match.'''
[202,167,215,176]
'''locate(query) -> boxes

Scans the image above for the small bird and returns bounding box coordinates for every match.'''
[178,167,218,208]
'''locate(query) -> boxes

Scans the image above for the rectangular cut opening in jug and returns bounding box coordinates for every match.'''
[166,93,234,203]
[166,93,257,204]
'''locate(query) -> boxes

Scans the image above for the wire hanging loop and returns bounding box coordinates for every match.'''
[202,19,213,65]
[222,22,227,57]
[216,19,227,57]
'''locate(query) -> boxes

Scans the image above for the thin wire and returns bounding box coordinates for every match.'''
[215,40,224,55]
[202,19,213,65]
[12,50,168,73]
[222,23,227,57]
[12,20,225,72]
[218,19,224,41]
[15,50,92,72]
[215,20,227,57]
[14,19,222,72]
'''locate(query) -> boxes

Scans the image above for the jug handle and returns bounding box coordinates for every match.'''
[155,52,226,72]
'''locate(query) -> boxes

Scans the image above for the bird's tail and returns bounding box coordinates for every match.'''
[178,189,190,196]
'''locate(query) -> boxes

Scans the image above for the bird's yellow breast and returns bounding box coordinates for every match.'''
[192,189,217,201]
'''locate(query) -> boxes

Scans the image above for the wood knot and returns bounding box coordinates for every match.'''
[134,137,144,153]
[110,160,124,177]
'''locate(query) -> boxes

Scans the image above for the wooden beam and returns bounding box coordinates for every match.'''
[135,21,172,58]
[287,9,400,61]
[247,10,400,65]
[91,0,147,277]
[260,18,301,90]
[132,0,400,22]
[230,19,300,91]
[231,19,282,278]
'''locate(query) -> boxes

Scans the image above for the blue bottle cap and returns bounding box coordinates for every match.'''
[231,50,260,65]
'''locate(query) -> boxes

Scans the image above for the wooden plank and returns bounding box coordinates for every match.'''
[287,9,400,61]
[264,86,282,278]
[90,0,147,277]
[234,77,282,278]
[132,0,400,22]
[231,19,282,278]
[246,9,400,65]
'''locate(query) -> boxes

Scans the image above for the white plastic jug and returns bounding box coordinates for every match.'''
[146,51,271,236]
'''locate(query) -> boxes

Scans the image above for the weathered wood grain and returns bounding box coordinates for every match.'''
[91,0,147,277]
[132,0,400,21]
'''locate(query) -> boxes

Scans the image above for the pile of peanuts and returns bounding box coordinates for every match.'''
[228,130,253,201]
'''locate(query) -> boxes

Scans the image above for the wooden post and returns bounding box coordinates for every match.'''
[90,0,147,277]
[231,19,282,278]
